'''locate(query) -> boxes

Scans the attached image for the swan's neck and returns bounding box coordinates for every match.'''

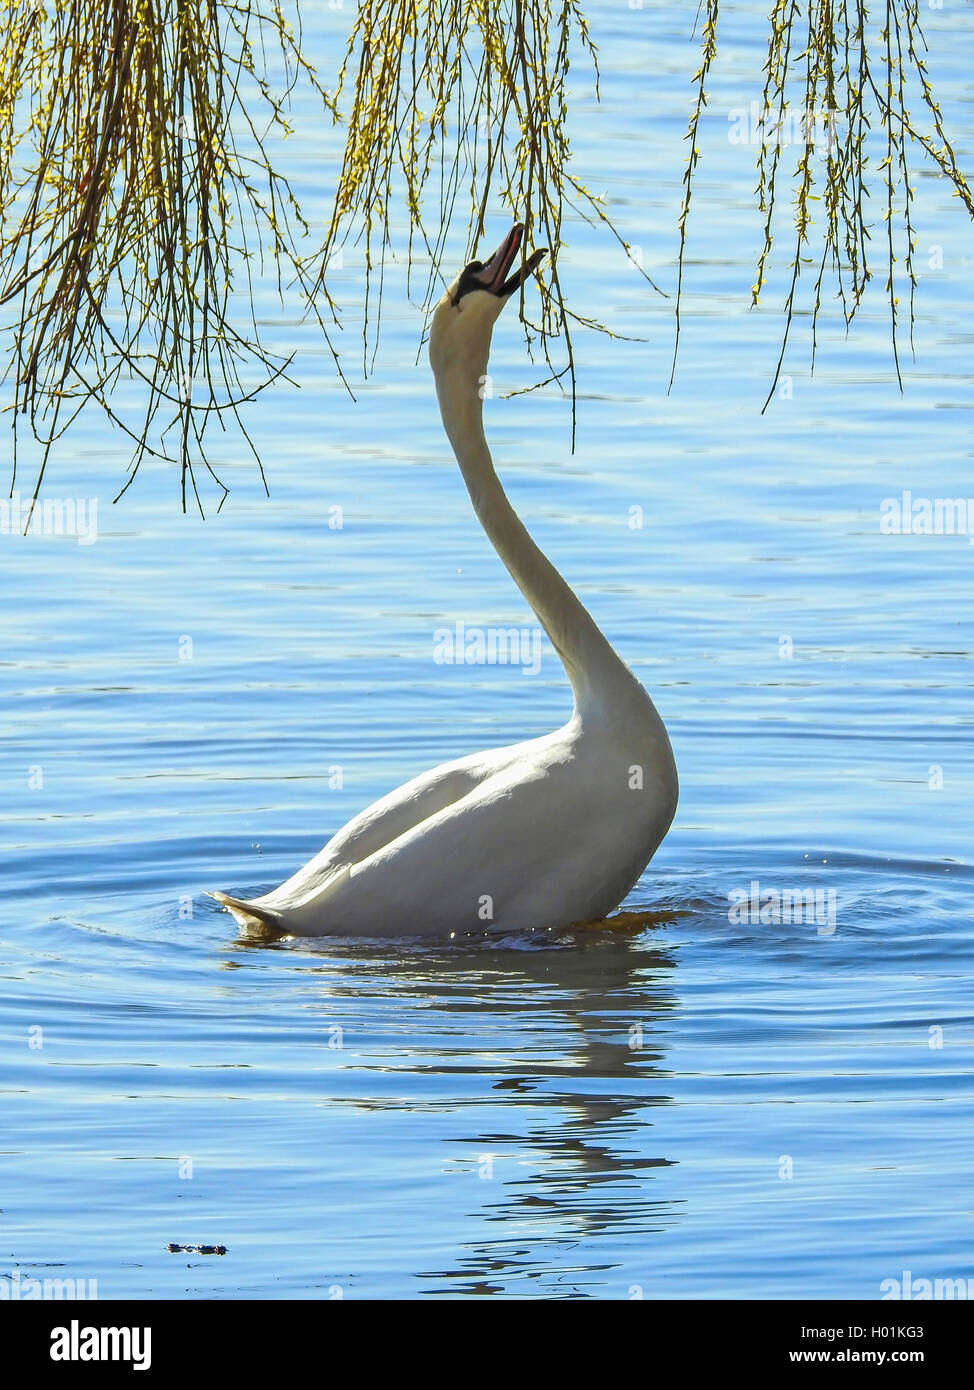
[434,356,642,722]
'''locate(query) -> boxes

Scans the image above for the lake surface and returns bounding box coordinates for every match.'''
[1,0,972,1299]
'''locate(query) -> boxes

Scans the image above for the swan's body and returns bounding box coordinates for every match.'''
[213,226,677,937]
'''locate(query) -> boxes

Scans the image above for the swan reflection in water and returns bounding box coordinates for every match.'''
[231,915,685,1297]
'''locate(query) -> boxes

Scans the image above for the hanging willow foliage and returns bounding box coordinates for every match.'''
[316,0,660,400]
[1,0,971,517]
[0,0,341,518]
[674,0,974,406]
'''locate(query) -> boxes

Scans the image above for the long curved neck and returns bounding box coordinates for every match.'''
[435,356,643,722]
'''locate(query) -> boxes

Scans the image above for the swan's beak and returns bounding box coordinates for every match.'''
[471,224,548,298]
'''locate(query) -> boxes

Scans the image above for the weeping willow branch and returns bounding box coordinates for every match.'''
[0,0,342,520]
[1,0,656,514]
[2,0,971,515]
[674,0,973,406]
[317,0,662,443]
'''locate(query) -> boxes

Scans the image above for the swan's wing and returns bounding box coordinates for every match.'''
[245,740,530,913]
[277,725,675,936]
[281,752,575,935]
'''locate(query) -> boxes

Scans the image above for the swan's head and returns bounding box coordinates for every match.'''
[428,224,547,380]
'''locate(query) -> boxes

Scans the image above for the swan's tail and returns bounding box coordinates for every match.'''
[207,890,284,934]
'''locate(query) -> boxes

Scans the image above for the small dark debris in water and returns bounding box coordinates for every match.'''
[166,1243,227,1256]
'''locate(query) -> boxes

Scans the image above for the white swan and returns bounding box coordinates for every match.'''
[212,224,677,937]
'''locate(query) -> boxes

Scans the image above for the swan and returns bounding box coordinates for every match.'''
[212,224,678,937]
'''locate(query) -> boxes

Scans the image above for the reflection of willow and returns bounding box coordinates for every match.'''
[291,926,683,1296]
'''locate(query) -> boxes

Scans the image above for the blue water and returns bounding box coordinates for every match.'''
[2,1,972,1298]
